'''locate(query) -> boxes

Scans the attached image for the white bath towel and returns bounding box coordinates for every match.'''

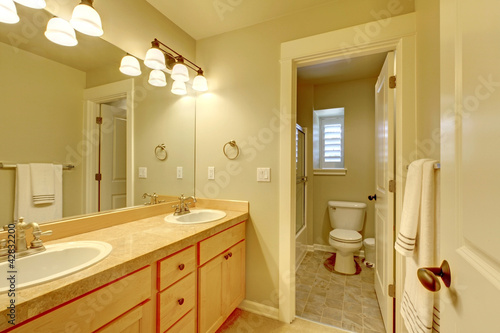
[15,164,63,224]
[30,163,55,204]
[396,159,440,333]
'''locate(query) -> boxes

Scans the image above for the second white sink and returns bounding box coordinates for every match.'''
[164,209,226,224]
[0,241,112,293]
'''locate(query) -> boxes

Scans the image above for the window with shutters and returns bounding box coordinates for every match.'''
[313,108,345,174]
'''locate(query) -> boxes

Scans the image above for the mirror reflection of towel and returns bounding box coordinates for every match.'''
[14,164,62,224]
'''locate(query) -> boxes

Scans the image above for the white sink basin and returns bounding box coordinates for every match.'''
[0,241,112,293]
[164,209,226,224]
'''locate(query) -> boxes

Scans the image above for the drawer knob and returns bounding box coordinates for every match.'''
[178,263,185,271]
[224,252,233,260]
[178,298,185,305]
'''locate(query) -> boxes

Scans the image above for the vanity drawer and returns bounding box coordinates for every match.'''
[11,266,151,332]
[158,245,196,291]
[158,272,196,332]
[198,222,245,265]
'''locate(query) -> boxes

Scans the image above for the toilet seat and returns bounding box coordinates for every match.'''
[329,229,362,243]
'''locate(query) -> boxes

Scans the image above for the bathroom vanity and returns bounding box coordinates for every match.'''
[0,199,248,333]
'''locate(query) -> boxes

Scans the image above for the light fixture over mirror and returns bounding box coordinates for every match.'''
[122,38,208,93]
[70,0,103,37]
[13,0,45,9]
[44,17,78,47]
[119,54,141,76]
[0,0,20,24]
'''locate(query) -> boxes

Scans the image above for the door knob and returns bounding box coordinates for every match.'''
[417,260,451,292]
[368,194,377,201]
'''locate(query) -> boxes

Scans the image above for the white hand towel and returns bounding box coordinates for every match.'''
[15,164,63,224]
[397,159,440,333]
[30,163,55,205]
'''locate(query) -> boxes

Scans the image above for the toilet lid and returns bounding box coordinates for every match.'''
[329,229,362,243]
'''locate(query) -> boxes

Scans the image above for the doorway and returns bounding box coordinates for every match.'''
[294,52,392,332]
[278,15,417,333]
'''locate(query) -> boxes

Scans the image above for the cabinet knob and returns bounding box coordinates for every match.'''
[224,252,233,260]
[228,252,233,258]
[178,263,185,271]
[178,298,184,305]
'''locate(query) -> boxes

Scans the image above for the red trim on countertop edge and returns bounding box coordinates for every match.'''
[3,265,151,332]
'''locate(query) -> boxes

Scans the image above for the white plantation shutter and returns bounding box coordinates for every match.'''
[320,116,344,168]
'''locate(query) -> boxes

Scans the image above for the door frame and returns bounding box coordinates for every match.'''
[278,13,417,333]
[83,79,135,214]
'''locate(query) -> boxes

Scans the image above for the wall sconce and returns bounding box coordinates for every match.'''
[43,0,103,47]
[121,38,208,94]
[0,0,20,24]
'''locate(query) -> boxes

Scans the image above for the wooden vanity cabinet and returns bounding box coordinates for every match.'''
[10,266,152,333]
[198,222,246,333]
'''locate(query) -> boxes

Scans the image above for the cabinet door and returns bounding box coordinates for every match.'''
[198,253,224,333]
[198,240,246,333]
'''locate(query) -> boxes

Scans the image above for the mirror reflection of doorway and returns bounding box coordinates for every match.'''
[97,99,127,212]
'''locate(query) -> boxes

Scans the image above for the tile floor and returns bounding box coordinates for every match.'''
[296,250,386,333]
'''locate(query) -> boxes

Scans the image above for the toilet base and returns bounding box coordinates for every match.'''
[333,251,357,275]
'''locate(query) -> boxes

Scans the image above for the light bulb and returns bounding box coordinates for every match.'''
[0,0,20,24]
[70,1,103,37]
[45,17,78,47]
[171,80,187,95]
[119,55,141,76]
[171,59,189,82]
[148,70,167,87]
[192,73,208,92]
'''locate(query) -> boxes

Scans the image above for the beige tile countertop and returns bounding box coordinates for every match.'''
[0,199,248,330]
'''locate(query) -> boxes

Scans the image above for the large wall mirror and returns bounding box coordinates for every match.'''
[0,5,195,224]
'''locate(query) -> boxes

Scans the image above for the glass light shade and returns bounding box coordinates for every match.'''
[144,47,166,70]
[148,70,167,87]
[0,0,20,24]
[119,55,141,76]
[13,0,45,9]
[45,17,78,47]
[171,62,189,82]
[70,3,103,37]
[171,80,187,95]
[192,74,208,92]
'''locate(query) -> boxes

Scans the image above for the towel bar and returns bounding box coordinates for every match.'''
[0,163,75,170]
[405,162,440,170]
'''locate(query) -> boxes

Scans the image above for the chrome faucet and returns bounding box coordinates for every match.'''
[142,192,165,205]
[173,194,197,215]
[0,217,52,260]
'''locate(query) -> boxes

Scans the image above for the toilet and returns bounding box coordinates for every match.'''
[328,201,367,275]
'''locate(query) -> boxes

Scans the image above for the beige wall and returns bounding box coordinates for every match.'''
[0,42,86,222]
[299,78,377,246]
[415,0,440,161]
[195,0,414,308]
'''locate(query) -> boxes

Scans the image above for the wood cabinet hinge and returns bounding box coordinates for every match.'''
[389,179,395,193]
[96,116,103,124]
[388,284,395,298]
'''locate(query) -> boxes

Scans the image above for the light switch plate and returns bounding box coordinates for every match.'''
[208,166,215,180]
[257,167,271,182]
[177,167,183,179]
[138,167,147,179]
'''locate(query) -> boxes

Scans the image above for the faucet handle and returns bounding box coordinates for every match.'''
[30,230,52,248]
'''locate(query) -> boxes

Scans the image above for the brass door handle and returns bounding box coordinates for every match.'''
[417,260,451,292]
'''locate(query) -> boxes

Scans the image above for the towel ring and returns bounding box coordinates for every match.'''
[223,140,240,160]
[155,144,168,161]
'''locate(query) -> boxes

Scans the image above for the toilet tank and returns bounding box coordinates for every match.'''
[328,201,366,231]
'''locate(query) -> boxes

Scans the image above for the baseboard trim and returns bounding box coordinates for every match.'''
[238,300,279,320]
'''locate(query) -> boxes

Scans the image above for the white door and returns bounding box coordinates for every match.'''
[439,0,500,331]
[100,103,127,211]
[374,51,395,333]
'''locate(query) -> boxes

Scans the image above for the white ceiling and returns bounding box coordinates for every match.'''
[146,0,335,40]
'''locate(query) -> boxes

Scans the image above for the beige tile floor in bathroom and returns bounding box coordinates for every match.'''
[295,250,385,333]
